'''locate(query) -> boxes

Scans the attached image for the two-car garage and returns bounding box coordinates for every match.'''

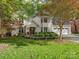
[52,26,71,35]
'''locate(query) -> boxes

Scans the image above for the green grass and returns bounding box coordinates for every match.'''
[0,37,79,59]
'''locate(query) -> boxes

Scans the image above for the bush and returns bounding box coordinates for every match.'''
[34,32,59,39]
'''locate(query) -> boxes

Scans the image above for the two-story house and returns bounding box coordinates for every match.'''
[23,15,71,36]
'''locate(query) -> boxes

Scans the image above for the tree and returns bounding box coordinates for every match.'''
[40,0,79,40]
[0,0,44,37]
[0,0,24,35]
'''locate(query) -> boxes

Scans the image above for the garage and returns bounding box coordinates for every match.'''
[62,28,69,35]
[52,28,69,35]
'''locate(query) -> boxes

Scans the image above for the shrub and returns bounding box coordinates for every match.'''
[34,32,59,39]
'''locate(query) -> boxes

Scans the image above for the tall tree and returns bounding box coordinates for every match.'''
[40,0,79,40]
[0,0,44,37]
[0,0,24,36]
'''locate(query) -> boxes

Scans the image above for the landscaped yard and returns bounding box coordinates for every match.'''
[0,37,79,59]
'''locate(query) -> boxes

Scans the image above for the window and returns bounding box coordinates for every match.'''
[44,17,48,23]
[19,27,24,34]
[41,17,48,23]
[41,18,43,23]
[44,27,48,32]
[41,27,43,32]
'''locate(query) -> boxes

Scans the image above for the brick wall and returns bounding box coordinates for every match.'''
[71,19,79,33]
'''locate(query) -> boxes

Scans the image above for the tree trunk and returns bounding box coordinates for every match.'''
[0,19,1,37]
[59,26,63,40]
[59,19,63,41]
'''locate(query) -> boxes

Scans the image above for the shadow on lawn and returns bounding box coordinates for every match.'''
[0,36,48,47]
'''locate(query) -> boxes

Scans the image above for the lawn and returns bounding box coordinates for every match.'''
[0,37,79,59]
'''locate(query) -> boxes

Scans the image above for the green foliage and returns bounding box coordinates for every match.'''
[0,0,44,35]
[0,0,44,20]
[0,0,23,20]
[0,37,79,59]
[42,0,77,40]
[43,0,79,19]
[34,32,58,39]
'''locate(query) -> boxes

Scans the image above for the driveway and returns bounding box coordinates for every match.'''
[63,34,79,43]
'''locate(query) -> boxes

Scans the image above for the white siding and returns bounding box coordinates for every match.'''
[35,28,41,32]
[11,29,19,36]
[23,16,71,35]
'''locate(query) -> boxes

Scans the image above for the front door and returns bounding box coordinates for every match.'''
[29,27,35,35]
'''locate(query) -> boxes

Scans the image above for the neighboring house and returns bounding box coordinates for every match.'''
[11,20,23,36]
[71,19,79,33]
[23,16,71,35]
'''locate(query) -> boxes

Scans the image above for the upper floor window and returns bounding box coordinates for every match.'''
[41,18,43,23]
[44,17,48,23]
[41,17,48,23]
[44,27,48,32]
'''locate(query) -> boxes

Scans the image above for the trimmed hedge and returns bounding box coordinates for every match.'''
[33,32,59,39]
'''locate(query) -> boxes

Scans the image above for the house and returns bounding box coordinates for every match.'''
[0,16,71,37]
[23,16,71,35]
[21,1,71,36]
[0,20,24,37]
[11,20,23,36]
[71,19,79,33]
[10,0,72,36]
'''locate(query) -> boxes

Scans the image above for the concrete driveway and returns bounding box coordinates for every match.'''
[63,34,79,43]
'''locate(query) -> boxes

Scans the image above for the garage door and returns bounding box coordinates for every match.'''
[62,28,69,35]
[53,28,69,35]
